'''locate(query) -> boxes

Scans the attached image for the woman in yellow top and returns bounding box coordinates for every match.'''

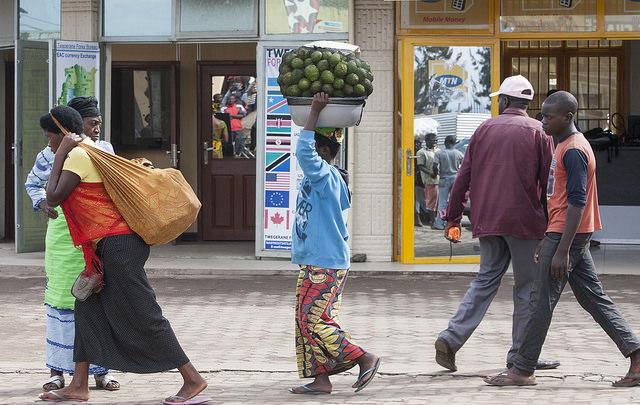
[39,106,209,405]
[212,113,229,159]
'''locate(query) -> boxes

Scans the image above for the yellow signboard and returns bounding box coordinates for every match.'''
[605,0,640,32]
[401,0,491,30]
[501,0,597,32]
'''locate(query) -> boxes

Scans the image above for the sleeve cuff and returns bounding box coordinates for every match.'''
[33,198,45,211]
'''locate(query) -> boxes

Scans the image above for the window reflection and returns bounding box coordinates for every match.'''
[180,0,257,33]
[19,0,60,40]
[111,67,173,168]
[211,76,257,159]
[103,0,171,37]
[413,45,490,258]
[265,0,348,34]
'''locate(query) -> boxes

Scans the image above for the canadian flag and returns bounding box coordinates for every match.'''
[264,209,290,230]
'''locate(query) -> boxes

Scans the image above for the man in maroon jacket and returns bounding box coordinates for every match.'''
[434,75,559,372]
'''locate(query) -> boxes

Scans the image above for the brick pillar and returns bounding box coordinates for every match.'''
[352,0,395,261]
[60,0,100,41]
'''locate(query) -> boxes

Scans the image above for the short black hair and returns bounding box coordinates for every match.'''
[314,133,340,159]
[546,89,560,98]
[39,106,84,136]
[544,91,578,115]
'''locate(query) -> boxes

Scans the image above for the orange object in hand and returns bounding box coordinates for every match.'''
[447,226,461,243]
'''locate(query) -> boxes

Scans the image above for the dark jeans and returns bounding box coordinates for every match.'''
[512,232,640,373]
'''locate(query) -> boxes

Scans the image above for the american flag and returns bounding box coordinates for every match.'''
[266,172,290,190]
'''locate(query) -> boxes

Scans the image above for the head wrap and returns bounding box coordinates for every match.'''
[67,96,101,118]
[315,127,344,145]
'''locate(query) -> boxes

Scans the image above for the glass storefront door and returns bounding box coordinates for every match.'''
[398,38,499,263]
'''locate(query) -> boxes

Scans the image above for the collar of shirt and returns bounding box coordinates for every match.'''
[501,107,529,118]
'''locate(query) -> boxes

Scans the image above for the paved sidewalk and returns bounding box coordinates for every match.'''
[3,240,640,277]
[2,274,640,404]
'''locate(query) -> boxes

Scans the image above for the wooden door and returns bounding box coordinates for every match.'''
[4,61,14,239]
[199,63,256,241]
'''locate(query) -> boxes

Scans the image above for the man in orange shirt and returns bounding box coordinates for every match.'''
[485,91,640,387]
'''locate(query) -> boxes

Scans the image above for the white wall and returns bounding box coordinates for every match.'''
[351,0,395,261]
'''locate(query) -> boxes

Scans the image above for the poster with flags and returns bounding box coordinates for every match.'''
[262,47,304,252]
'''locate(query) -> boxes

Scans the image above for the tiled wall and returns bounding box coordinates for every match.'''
[352,0,395,261]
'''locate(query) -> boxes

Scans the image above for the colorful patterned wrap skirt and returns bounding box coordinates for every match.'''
[295,265,365,378]
[44,208,107,374]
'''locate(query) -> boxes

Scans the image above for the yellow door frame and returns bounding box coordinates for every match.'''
[398,36,500,264]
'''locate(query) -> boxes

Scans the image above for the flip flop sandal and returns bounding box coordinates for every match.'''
[163,395,211,405]
[613,372,640,387]
[95,373,120,391]
[42,375,65,392]
[354,357,382,393]
[288,384,330,395]
[484,371,537,386]
[38,390,88,402]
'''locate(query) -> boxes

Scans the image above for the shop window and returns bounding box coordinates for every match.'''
[569,55,618,132]
[19,0,60,40]
[0,0,14,46]
[511,55,558,119]
[500,0,596,33]
[605,0,640,32]
[400,0,491,31]
[412,45,492,258]
[265,0,348,34]
[110,66,175,168]
[210,75,257,159]
[179,0,257,35]
[103,0,172,37]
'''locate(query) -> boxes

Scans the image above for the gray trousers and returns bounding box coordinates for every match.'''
[512,233,640,373]
[438,235,539,365]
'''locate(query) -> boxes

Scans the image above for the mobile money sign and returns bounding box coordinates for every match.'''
[258,46,305,255]
[55,41,100,106]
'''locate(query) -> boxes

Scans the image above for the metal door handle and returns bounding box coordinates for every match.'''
[203,142,209,165]
[406,148,419,176]
[166,144,180,167]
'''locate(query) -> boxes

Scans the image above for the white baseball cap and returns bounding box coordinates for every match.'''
[489,75,534,100]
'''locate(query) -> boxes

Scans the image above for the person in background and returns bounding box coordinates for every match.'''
[221,94,247,157]
[414,135,428,227]
[212,93,223,113]
[242,82,258,113]
[435,75,558,374]
[25,97,119,394]
[212,113,229,160]
[485,91,640,387]
[289,93,381,396]
[432,135,464,230]
[417,132,439,226]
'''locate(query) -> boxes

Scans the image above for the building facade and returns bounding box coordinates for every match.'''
[1,0,639,265]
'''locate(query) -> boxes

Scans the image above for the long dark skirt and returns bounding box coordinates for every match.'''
[73,233,189,373]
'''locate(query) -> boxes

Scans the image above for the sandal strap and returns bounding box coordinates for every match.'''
[45,375,64,384]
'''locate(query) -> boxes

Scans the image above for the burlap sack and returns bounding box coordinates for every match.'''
[78,143,201,246]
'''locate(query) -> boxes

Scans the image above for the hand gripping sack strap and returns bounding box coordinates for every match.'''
[77,143,201,245]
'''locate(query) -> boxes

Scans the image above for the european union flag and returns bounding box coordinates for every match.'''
[265,190,289,208]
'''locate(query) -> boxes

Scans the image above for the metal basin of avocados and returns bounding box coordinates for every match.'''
[286,97,367,128]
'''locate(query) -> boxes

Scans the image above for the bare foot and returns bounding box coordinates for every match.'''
[290,377,332,394]
[613,349,640,387]
[38,385,89,402]
[352,352,381,389]
[171,374,208,401]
